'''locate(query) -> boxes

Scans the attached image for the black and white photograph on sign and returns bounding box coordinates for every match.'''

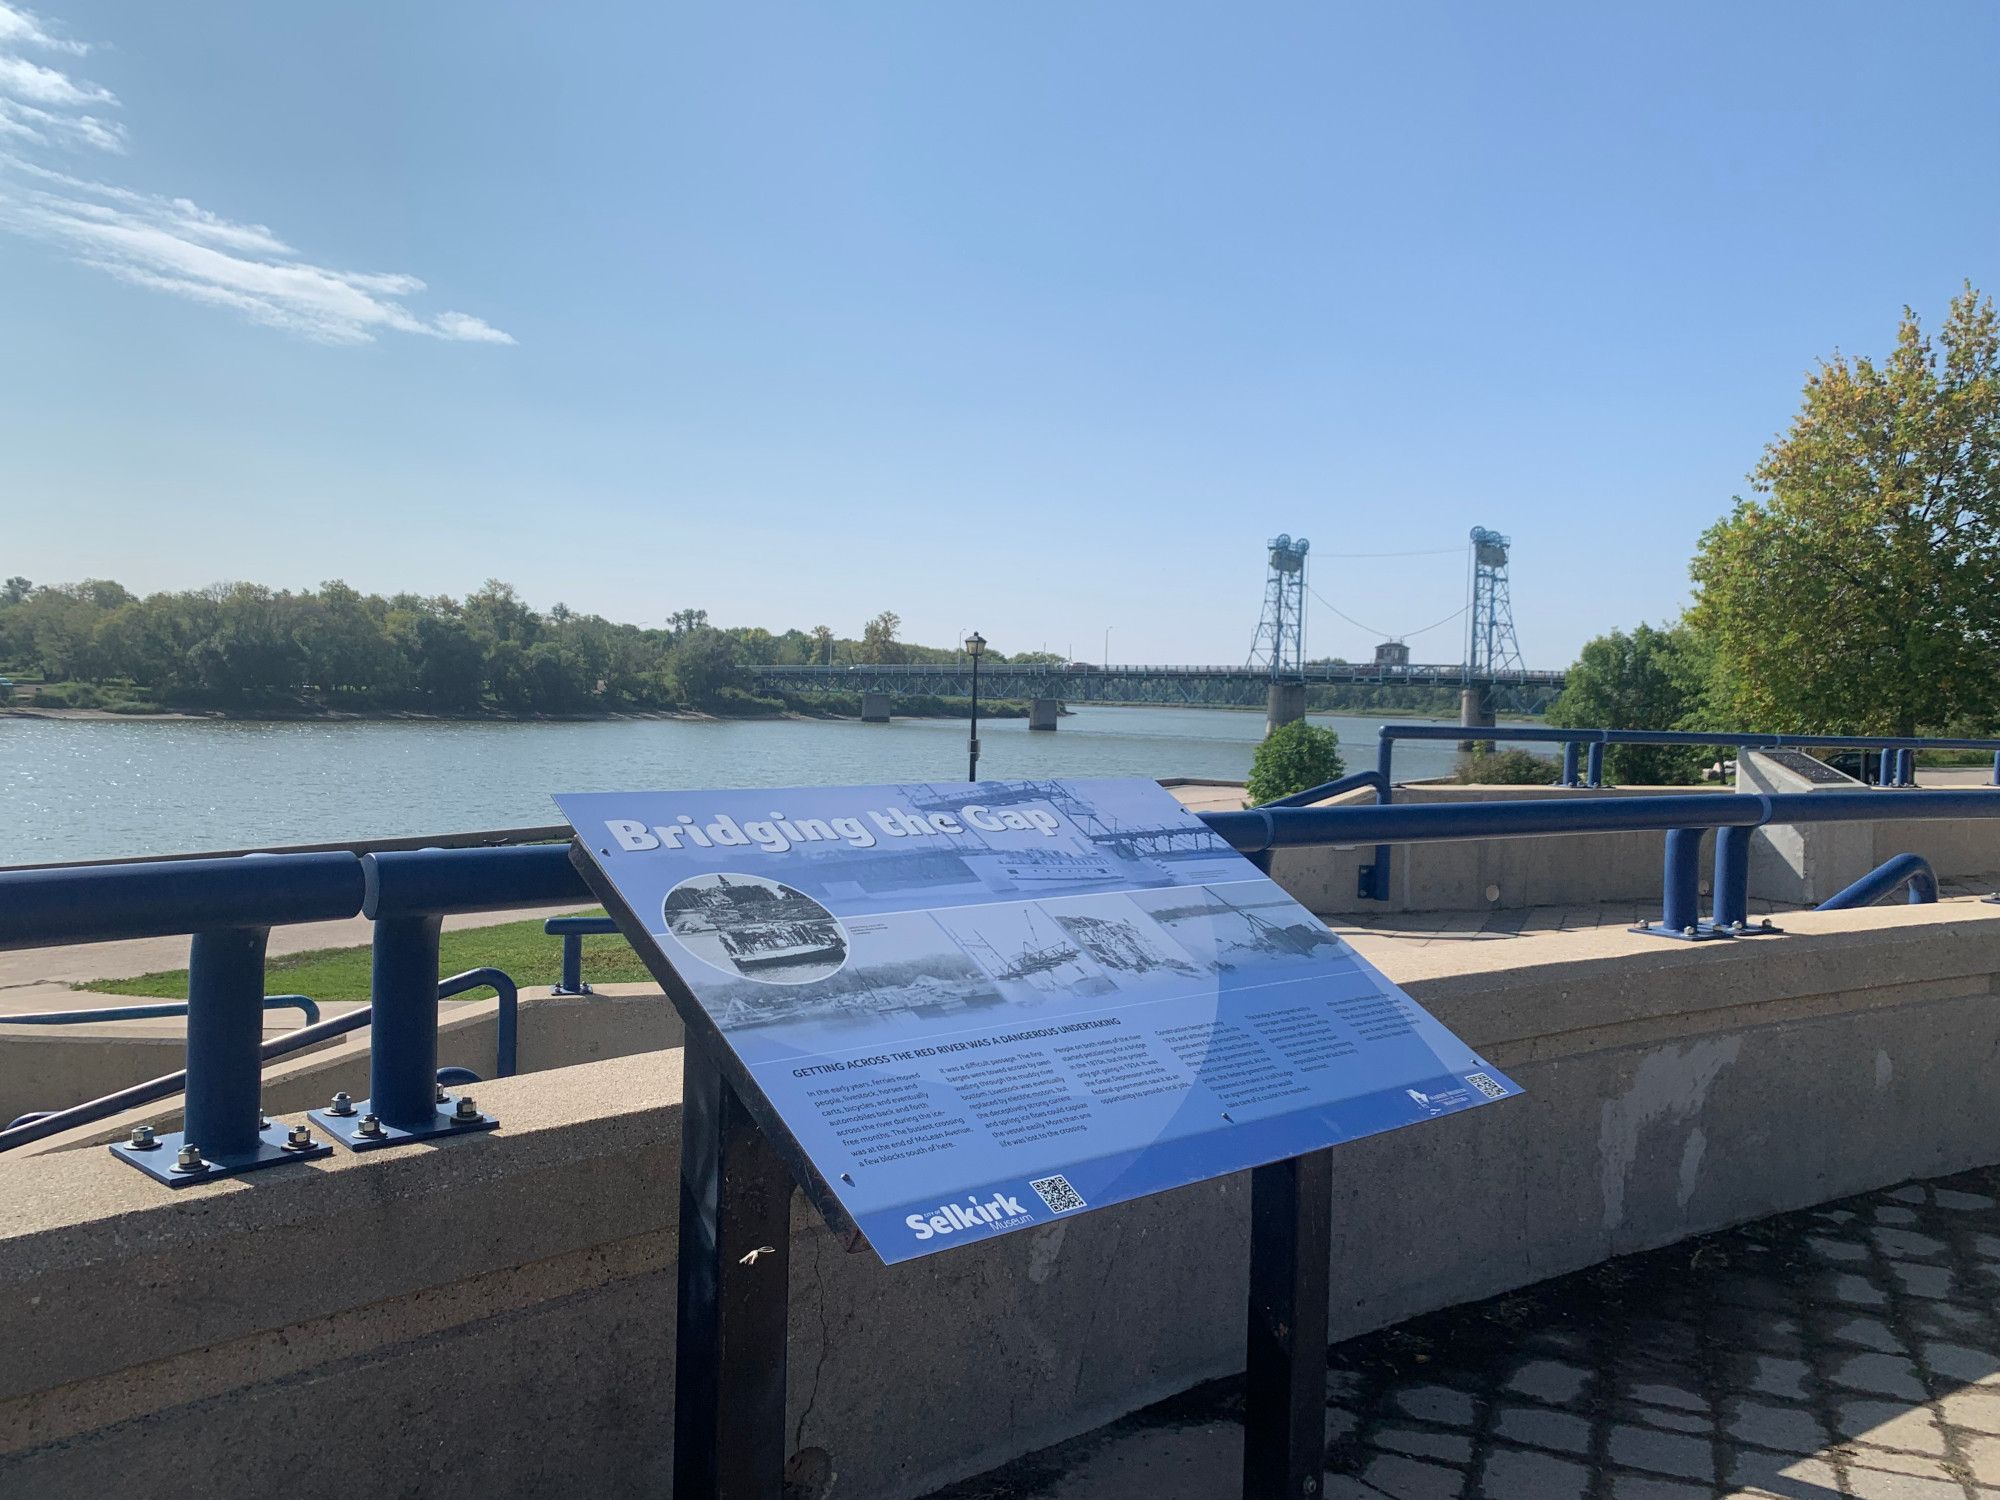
[662,872,849,985]
[1039,892,1205,989]
[1128,884,1349,973]
[932,901,1119,1003]
[694,912,1008,1032]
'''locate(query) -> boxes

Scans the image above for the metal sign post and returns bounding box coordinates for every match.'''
[674,1037,795,1500]
[1244,1149,1334,1499]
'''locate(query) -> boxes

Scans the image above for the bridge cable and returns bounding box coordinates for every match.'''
[1305,583,1468,645]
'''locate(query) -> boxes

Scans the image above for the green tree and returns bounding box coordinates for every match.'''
[1689,283,2000,735]
[859,610,905,664]
[1245,720,1344,805]
[1546,622,1712,784]
[670,626,742,707]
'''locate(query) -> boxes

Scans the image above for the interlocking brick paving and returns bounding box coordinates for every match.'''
[925,1167,2000,1499]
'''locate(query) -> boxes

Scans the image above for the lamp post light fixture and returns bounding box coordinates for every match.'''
[965,631,986,781]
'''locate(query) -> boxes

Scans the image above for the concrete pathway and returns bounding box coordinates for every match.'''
[926,1165,2000,1499]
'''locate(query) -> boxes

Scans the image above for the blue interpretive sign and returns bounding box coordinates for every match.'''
[557,779,1520,1265]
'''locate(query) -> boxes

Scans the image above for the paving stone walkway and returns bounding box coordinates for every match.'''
[929,1165,2000,1499]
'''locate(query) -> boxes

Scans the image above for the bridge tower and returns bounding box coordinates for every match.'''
[1248,534,1310,734]
[1461,527,1524,741]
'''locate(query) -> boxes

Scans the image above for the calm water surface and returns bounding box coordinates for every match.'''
[1,707,1534,864]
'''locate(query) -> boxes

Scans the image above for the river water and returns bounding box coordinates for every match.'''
[1,707,1534,865]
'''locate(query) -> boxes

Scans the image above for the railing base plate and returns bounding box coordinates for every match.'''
[1629,921,1730,942]
[309,1096,498,1152]
[110,1124,333,1186]
[1711,918,1785,937]
[1629,919,1785,942]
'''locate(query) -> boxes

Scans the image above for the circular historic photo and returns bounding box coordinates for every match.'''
[662,872,849,985]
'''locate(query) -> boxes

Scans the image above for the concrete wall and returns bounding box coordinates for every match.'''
[1274,784,1725,915]
[7,903,2000,1498]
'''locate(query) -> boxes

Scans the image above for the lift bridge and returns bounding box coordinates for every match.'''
[747,528,1565,734]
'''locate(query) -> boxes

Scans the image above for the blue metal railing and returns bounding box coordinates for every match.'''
[546,914,621,995]
[1256,769,1389,809]
[0,970,519,1153]
[2,994,320,1027]
[1347,725,2000,900]
[1816,854,1939,911]
[5,778,2000,1182]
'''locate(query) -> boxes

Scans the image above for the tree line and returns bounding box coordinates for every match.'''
[0,582,1032,717]
[1547,282,2000,783]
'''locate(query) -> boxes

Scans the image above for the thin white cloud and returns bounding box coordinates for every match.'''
[0,2,511,346]
[0,2,87,56]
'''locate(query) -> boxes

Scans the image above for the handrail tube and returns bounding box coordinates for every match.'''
[439,967,520,1078]
[1,995,321,1027]
[1201,794,1765,854]
[1817,855,1939,911]
[1378,723,2000,753]
[1258,770,1388,809]
[362,843,588,919]
[0,851,363,950]
[0,825,570,877]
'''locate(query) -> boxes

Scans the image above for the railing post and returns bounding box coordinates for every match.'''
[1711,825,1754,932]
[1362,733,1394,901]
[1992,751,1999,786]
[370,913,446,1129]
[1586,741,1606,789]
[181,927,269,1159]
[1631,827,1725,941]
[1560,742,1579,787]
[310,849,515,1152]
[1898,748,1915,787]
[109,924,334,1184]
[562,931,585,994]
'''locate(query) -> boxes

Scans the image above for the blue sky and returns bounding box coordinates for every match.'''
[3,3,1995,667]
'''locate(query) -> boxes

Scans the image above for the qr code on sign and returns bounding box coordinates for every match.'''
[1465,1072,1509,1100]
[1030,1174,1087,1214]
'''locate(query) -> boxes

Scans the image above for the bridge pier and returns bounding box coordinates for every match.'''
[860,691,891,724]
[1266,682,1307,736]
[1458,684,1497,752]
[1029,698,1060,731]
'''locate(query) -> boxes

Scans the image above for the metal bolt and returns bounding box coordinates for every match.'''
[1683,926,1697,938]
[1302,1479,1319,1496]
[259,1113,271,1129]
[453,1096,480,1123]
[173,1143,206,1173]
[128,1125,158,1150]
[1760,918,1774,930]
[284,1124,313,1150]
[358,1114,384,1138]
[328,1091,356,1116]
[436,1085,449,1104]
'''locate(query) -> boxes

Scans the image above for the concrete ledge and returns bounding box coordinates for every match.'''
[6,906,2000,1498]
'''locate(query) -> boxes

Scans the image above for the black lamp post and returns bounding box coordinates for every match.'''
[965,631,985,781]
